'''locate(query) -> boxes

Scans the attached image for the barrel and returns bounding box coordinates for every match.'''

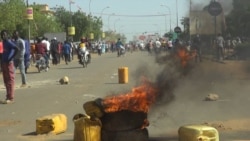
[118,67,128,84]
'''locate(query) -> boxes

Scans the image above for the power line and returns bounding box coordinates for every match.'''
[93,13,169,17]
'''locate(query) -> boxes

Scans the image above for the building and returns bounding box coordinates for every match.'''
[189,10,226,36]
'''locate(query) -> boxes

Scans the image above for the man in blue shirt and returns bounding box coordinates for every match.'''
[0,30,19,104]
[62,40,71,65]
[115,38,124,57]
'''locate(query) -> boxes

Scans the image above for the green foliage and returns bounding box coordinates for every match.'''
[0,0,64,39]
[0,0,26,34]
[53,7,103,41]
[226,0,250,37]
[72,11,89,40]
[0,1,121,42]
[31,5,63,38]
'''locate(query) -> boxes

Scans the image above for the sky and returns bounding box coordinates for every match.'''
[28,0,232,41]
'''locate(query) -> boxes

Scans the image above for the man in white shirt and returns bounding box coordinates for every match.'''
[216,33,225,61]
[155,39,161,54]
[42,37,50,67]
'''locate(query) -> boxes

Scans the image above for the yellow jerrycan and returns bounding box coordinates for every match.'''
[73,114,102,141]
[36,113,67,135]
[178,125,219,141]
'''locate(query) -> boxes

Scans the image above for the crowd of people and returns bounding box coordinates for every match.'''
[0,29,93,104]
[0,27,246,104]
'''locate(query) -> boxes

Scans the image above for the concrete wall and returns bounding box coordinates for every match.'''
[44,32,66,43]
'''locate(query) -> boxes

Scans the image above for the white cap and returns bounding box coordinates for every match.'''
[54,37,57,40]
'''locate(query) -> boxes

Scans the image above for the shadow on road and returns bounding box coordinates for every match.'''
[57,66,85,69]
[149,136,178,141]
[104,82,120,84]
[22,132,37,136]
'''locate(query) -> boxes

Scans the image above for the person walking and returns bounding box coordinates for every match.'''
[192,34,202,62]
[215,33,225,61]
[97,41,102,56]
[30,42,36,65]
[50,37,59,65]
[0,30,19,104]
[0,40,3,72]
[70,41,74,61]
[62,40,71,65]
[147,40,153,55]
[155,38,161,54]
[24,39,30,73]
[13,30,27,87]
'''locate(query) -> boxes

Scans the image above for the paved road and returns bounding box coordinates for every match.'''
[1,51,250,141]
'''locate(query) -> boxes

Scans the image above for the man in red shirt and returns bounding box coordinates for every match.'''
[35,38,48,68]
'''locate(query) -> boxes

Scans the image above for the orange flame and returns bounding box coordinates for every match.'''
[176,47,196,67]
[102,79,158,113]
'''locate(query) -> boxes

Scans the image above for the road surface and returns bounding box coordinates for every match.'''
[1,51,250,141]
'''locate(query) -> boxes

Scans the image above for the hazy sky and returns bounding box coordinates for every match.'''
[28,0,232,41]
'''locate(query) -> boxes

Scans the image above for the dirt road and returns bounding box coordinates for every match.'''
[0,51,250,141]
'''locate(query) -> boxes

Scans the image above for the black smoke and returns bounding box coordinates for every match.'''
[190,0,233,15]
[133,48,196,110]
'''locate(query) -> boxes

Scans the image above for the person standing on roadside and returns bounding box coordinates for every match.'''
[0,30,19,104]
[13,30,27,87]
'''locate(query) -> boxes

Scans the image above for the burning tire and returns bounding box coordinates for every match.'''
[100,110,148,131]
[101,128,148,141]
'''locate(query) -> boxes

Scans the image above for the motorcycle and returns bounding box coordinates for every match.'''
[79,48,90,68]
[117,45,126,57]
[35,54,48,73]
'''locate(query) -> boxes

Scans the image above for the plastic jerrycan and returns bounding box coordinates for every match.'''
[178,125,219,141]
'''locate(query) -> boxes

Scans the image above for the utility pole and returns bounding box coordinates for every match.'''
[68,0,75,41]
[26,0,30,43]
[176,0,178,26]
[161,4,172,32]
[69,1,72,26]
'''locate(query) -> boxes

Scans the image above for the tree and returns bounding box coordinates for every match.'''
[0,1,108,41]
[226,0,250,37]
[31,5,63,38]
[53,7,102,41]
[0,0,26,35]
[72,11,89,40]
